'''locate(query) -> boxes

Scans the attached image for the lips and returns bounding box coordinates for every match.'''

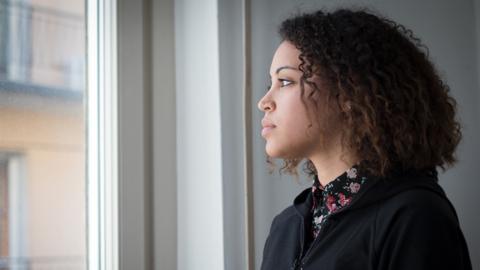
[261,118,276,129]
[261,118,276,137]
[261,126,275,137]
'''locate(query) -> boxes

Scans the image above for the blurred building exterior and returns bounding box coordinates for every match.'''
[0,0,85,269]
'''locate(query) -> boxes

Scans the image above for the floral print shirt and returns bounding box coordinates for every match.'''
[310,164,368,239]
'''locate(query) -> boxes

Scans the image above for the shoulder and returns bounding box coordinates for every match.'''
[376,186,459,225]
[372,184,472,269]
[269,187,311,230]
[373,185,462,251]
[269,205,298,231]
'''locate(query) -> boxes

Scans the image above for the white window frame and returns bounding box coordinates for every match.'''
[87,0,178,269]
[87,0,251,269]
[86,0,119,269]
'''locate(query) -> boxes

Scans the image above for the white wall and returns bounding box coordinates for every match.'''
[112,1,178,269]
[217,1,248,269]
[175,0,225,269]
[117,0,150,268]
[152,0,177,269]
[250,1,480,269]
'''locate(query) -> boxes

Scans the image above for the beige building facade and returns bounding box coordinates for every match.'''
[0,0,86,269]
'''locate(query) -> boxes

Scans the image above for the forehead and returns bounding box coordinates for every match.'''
[270,41,302,75]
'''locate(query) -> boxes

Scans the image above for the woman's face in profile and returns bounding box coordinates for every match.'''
[257,41,341,160]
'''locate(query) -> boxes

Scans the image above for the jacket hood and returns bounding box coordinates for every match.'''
[293,169,458,221]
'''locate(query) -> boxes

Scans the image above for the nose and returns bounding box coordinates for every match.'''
[257,93,274,112]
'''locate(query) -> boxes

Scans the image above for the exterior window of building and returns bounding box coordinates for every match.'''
[0,0,86,269]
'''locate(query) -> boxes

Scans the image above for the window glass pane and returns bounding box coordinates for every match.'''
[0,0,86,269]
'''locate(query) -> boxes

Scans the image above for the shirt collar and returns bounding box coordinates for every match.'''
[312,163,369,214]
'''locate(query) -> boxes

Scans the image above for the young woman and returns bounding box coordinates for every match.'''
[257,8,472,270]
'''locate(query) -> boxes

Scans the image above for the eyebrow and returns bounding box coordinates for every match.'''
[270,65,299,76]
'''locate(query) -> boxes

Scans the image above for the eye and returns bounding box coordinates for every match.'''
[279,79,293,87]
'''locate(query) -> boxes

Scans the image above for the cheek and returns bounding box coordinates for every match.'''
[283,99,317,134]
[263,93,329,158]
[265,115,319,158]
[265,124,319,158]
[278,98,318,140]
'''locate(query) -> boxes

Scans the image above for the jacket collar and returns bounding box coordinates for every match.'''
[293,187,314,217]
[293,168,448,219]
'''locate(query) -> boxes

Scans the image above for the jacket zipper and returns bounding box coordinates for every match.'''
[292,217,331,269]
[295,205,352,269]
[293,178,378,268]
[299,219,332,267]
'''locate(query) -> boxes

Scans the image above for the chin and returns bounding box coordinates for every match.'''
[265,144,282,158]
[265,143,291,159]
[265,141,307,160]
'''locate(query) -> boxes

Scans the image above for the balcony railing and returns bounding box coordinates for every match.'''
[0,0,85,98]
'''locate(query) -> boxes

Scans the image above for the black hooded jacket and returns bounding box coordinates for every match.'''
[260,170,472,270]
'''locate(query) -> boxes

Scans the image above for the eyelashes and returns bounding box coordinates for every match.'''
[266,79,294,92]
[279,78,293,87]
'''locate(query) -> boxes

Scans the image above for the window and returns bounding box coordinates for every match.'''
[0,0,86,269]
[2,0,175,269]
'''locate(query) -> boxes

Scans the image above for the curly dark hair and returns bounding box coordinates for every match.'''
[267,8,462,179]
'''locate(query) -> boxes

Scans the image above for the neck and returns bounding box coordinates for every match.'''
[309,148,358,187]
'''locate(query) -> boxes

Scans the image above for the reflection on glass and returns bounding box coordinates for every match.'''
[0,0,85,269]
